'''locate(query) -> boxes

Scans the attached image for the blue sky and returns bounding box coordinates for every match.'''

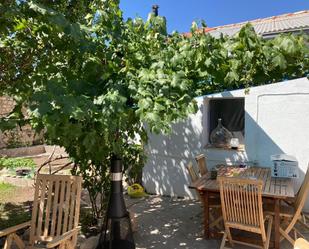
[120,0,309,33]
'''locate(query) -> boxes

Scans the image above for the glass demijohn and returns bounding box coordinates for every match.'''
[210,118,233,148]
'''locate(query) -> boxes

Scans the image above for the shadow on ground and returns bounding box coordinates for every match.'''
[0,202,32,229]
[0,201,32,247]
[127,196,303,249]
[128,196,219,249]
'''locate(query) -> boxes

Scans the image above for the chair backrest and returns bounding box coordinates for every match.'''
[218,177,266,238]
[186,162,203,202]
[186,162,199,183]
[195,154,208,176]
[29,174,82,245]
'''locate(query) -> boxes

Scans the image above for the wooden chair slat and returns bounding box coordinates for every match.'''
[36,177,47,239]
[44,179,53,237]
[187,163,199,182]
[223,184,229,221]
[247,185,252,225]
[235,184,241,223]
[68,180,77,231]
[246,187,253,225]
[239,187,244,224]
[195,154,208,176]
[255,188,259,226]
[74,177,82,228]
[56,179,67,236]
[244,184,249,225]
[30,179,41,245]
[249,187,253,225]
[259,192,266,242]
[225,184,231,221]
[50,179,60,236]
[62,180,72,234]
[72,177,82,245]
[230,184,236,223]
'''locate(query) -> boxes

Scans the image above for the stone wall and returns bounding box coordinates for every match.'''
[0,96,15,117]
[0,96,44,149]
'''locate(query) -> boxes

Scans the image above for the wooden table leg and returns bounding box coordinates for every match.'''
[203,190,210,239]
[274,198,280,249]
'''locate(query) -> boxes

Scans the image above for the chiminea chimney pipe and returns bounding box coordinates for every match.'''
[152,5,159,16]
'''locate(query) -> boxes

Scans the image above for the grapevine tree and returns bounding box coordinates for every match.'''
[1,0,308,220]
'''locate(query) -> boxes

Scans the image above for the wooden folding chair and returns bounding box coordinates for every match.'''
[265,166,309,246]
[195,154,208,176]
[218,177,273,249]
[0,174,82,249]
[288,167,309,227]
[186,162,222,230]
[294,238,309,249]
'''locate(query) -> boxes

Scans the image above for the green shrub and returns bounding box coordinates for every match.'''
[0,157,36,171]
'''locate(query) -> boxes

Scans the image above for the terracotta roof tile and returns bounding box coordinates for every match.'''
[189,10,309,38]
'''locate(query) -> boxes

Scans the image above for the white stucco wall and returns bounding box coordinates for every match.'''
[142,77,309,208]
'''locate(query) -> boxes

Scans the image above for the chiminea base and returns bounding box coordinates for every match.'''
[97,157,136,249]
[101,240,135,249]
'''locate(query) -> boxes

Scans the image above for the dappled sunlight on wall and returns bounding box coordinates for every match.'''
[143,101,204,198]
[143,154,197,199]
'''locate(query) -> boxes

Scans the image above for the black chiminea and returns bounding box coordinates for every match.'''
[96,156,135,249]
[152,4,159,16]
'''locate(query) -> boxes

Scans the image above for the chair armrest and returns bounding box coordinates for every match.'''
[0,221,31,237]
[47,227,81,248]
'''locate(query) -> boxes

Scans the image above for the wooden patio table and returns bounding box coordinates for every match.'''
[189,165,295,249]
